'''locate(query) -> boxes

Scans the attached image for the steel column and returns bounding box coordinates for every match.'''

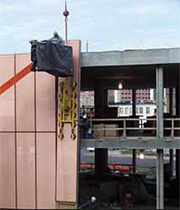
[156,67,164,209]
[132,89,136,174]
[94,82,108,176]
[132,149,136,174]
[170,149,174,179]
[169,87,173,115]
[169,88,174,178]
[132,89,136,117]
[175,86,180,116]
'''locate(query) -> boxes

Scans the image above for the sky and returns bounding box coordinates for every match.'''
[0,0,180,54]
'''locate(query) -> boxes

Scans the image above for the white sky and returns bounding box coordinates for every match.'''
[0,0,180,54]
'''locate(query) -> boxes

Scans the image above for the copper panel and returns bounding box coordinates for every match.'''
[36,72,55,132]
[0,55,15,131]
[56,40,81,202]
[67,41,81,82]
[36,133,55,209]
[0,133,16,208]
[67,40,81,119]
[15,54,31,73]
[17,133,36,209]
[16,69,35,131]
[57,124,78,202]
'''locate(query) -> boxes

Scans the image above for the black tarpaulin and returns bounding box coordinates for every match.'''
[35,39,73,77]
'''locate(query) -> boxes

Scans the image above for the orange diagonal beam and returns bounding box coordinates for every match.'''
[0,63,32,95]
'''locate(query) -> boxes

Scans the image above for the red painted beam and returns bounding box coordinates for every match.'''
[0,63,32,95]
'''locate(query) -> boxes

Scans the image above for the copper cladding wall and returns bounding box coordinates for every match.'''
[56,40,81,203]
[0,54,56,209]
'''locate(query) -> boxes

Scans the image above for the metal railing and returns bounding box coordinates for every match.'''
[89,118,180,139]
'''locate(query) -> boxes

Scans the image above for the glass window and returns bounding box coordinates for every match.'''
[136,107,139,114]
[146,107,150,114]
[130,108,132,114]
[140,107,143,114]
[125,107,129,114]
[120,108,123,114]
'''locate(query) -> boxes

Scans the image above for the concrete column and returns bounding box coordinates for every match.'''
[156,67,164,209]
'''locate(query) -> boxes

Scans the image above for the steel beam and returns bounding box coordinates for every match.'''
[156,67,164,209]
[81,138,180,149]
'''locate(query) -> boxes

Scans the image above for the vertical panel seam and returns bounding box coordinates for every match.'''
[34,72,37,208]
[14,53,18,209]
[55,76,58,205]
[76,41,81,208]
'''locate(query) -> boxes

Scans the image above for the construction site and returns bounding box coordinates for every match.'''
[0,3,180,210]
[0,40,180,209]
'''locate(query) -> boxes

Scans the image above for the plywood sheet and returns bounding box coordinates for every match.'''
[56,40,81,202]
[0,55,15,131]
[16,57,35,131]
[36,72,55,132]
[0,133,16,208]
[36,133,55,209]
[17,133,36,209]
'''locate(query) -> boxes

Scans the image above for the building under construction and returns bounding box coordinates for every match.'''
[0,42,180,209]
